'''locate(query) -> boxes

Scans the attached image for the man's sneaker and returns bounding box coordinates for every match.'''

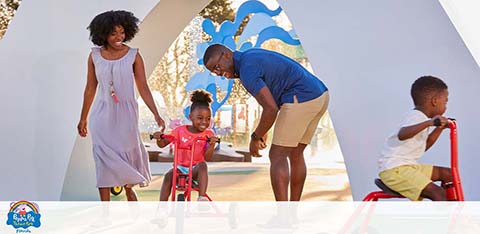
[257,215,296,229]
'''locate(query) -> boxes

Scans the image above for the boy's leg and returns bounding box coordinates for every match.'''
[192,162,208,196]
[288,143,308,201]
[420,182,447,201]
[98,188,110,201]
[431,166,452,185]
[124,186,138,201]
[160,169,174,201]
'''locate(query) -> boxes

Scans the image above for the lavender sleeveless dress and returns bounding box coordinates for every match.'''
[89,47,151,188]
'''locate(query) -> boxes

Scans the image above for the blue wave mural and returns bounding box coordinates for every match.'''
[185,0,301,130]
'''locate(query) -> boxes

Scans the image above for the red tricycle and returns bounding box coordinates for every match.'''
[150,133,220,202]
[149,133,239,231]
[363,118,463,201]
[339,119,464,234]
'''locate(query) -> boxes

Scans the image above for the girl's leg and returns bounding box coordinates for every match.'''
[124,186,138,201]
[99,188,111,201]
[192,162,208,196]
[160,169,174,201]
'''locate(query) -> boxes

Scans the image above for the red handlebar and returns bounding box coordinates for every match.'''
[149,133,220,143]
[447,119,464,201]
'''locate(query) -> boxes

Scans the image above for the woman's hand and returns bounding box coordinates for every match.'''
[155,115,166,133]
[77,120,88,137]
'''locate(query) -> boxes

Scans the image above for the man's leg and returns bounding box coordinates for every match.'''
[288,143,308,201]
[269,144,294,201]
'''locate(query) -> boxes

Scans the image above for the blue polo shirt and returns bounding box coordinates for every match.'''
[233,48,328,107]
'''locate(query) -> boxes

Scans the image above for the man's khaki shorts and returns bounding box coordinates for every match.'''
[379,164,434,201]
[272,91,329,147]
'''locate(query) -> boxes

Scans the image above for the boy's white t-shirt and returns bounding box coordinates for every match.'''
[378,109,431,172]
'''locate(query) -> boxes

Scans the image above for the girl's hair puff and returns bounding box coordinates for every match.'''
[190,89,212,112]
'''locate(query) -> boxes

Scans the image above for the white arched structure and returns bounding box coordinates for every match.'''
[1,0,479,201]
[0,0,210,200]
[279,0,480,200]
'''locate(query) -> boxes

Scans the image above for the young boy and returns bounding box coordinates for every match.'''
[378,76,452,201]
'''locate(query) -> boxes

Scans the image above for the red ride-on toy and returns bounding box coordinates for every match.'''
[149,133,238,231]
[150,133,220,202]
[363,118,464,201]
[339,119,464,234]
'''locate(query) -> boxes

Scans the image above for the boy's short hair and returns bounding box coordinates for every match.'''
[87,10,139,47]
[411,76,448,106]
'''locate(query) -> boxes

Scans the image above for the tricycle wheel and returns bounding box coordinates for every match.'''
[177,193,185,201]
[111,186,123,196]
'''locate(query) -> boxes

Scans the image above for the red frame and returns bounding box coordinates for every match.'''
[363,119,464,201]
[339,120,465,234]
[161,134,213,202]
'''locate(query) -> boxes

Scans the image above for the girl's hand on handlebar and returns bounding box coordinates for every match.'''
[208,136,220,146]
[151,132,164,140]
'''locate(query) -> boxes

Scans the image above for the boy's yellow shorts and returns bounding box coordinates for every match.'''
[379,164,433,201]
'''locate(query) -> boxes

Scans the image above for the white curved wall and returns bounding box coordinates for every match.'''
[1,0,479,201]
[279,0,480,200]
[0,0,209,201]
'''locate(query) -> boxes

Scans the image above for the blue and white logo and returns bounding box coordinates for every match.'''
[6,200,41,233]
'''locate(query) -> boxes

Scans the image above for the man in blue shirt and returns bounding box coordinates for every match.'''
[204,44,329,201]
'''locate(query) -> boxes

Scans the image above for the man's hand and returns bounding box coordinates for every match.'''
[249,138,266,157]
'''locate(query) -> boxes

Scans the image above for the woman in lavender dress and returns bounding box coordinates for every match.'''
[77,10,165,201]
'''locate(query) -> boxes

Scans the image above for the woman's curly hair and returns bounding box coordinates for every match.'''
[87,10,139,47]
[190,89,213,112]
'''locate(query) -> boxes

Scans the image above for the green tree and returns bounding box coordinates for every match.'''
[0,0,21,39]
[199,0,235,26]
[148,30,192,119]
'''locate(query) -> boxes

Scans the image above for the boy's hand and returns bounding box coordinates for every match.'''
[432,116,448,128]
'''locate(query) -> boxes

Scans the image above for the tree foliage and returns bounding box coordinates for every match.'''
[199,0,235,26]
[0,0,21,39]
[148,31,192,119]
